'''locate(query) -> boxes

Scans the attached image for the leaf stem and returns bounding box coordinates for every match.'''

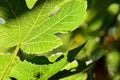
[0,45,20,80]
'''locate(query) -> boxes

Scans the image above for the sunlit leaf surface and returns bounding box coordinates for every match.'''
[0,0,87,54]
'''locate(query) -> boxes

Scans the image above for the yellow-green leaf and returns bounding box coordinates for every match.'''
[25,0,38,9]
[0,0,87,54]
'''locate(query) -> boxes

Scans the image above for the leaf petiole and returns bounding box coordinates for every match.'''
[0,45,20,80]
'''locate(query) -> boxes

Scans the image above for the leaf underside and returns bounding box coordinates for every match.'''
[0,0,87,54]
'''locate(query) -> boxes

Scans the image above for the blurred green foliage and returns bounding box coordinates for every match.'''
[54,0,120,80]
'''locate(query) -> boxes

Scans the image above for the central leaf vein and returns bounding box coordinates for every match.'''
[22,1,48,43]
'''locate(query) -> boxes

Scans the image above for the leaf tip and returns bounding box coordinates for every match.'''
[25,0,38,9]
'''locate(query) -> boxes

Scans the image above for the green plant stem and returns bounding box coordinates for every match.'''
[0,45,20,80]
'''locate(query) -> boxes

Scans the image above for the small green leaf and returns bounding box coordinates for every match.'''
[25,0,38,9]
[10,61,40,80]
[10,56,68,80]
[49,52,63,62]
[62,60,78,70]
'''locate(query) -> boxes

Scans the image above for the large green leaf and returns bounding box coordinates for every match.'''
[10,57,68,80]
[0,0,87,54]
[9,42,86,80]
[9,61,40,80]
